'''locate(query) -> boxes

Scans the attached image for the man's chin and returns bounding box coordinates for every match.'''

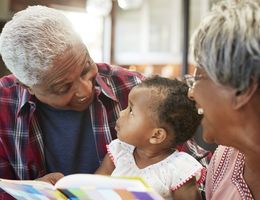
[67,96,94,111]
[52,103,90,112]
[70,103,90,111]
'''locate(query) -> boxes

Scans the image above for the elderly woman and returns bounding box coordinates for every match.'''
[186,0,260,199]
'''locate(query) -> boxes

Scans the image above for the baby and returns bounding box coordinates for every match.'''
[96,76,205,200]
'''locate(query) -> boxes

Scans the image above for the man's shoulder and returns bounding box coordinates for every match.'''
[0,74,27,100]
[0,74,17,88]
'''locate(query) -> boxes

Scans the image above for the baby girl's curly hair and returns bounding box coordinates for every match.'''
[138,75,202,147]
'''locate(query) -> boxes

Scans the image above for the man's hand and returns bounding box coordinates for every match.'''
[36,172,64,185]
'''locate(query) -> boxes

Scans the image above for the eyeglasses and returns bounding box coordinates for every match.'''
[183,74,204,89]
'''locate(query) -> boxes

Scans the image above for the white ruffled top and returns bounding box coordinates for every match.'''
[107,139,206,200]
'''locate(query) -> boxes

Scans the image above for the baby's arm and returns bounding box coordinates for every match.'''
[95,154,115,175]
[172,177,202,200]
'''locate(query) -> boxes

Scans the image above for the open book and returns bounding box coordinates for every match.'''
[0,174,164,200]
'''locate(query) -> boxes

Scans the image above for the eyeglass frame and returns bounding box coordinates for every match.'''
[183,74,205,89]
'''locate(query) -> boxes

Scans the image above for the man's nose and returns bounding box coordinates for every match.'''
[75,78,93,98]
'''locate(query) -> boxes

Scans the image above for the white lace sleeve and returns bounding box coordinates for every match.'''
[170,152,206,191]
[107,139,134,166]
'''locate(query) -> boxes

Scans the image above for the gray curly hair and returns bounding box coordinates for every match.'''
[0,5,83,86]
[191,0,260,92]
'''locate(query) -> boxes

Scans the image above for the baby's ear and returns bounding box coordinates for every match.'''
[149,128,167,144]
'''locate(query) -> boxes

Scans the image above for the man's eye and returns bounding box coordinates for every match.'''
[81,67,88,77]
[56,84,72,94]
[81,59,95,77]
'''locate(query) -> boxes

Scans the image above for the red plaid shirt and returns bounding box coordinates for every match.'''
[0,63,144,179]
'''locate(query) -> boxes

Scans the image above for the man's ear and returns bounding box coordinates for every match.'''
[16,80,35,95]
[27,87,35,95]
[232,79,258,110]
[149,128,167,144]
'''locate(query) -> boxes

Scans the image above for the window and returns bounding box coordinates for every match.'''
[61,11,104,62]
[114,0,182,65]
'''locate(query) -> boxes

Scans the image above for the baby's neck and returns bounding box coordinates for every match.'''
[133,148,175,169]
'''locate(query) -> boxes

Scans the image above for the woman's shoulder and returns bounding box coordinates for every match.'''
[210,145,240,168]
[206,145,242,192]
[206,146,251,199]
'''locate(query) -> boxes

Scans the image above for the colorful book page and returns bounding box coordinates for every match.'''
[0,181,67,200]
[59,187,158,200]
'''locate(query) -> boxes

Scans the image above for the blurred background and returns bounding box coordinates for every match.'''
[0,0,222,79]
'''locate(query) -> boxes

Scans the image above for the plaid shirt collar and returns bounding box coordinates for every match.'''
[16,81,36,118]
[95,74,118,102]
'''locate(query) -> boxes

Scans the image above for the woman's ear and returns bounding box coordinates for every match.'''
[232,79,258,110]
[149,128,167,144]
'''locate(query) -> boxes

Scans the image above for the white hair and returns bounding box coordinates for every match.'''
[191,0,260,91]
[0,5,83,86]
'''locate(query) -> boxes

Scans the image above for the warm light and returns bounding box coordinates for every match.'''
[62,11,103,61]
[86,0,112,16]
[117,0,143,10]
[128,65,137,71]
